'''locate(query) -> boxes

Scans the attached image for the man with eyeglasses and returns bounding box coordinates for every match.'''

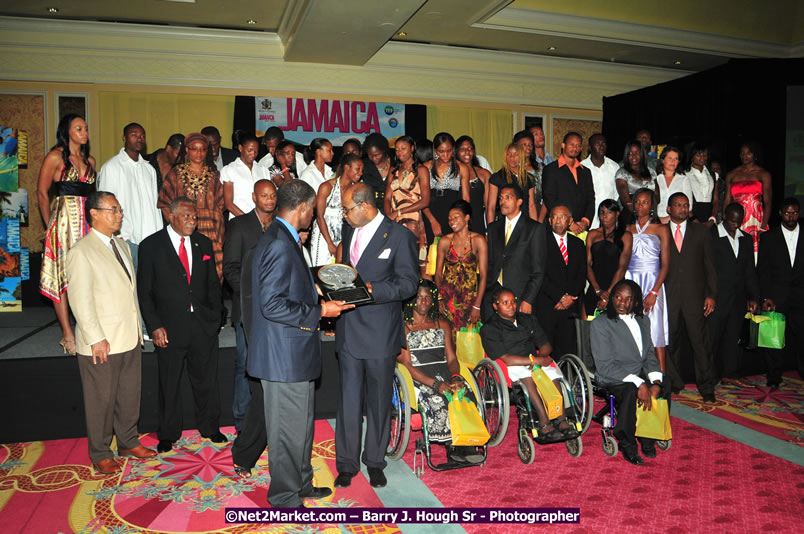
[98,122,163,273]
[65,191,156,474]
[757,197,804,387]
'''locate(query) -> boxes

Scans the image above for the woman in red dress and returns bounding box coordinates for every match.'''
[723,142,772,253]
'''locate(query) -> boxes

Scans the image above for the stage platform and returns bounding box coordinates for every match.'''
[0,301,341,444]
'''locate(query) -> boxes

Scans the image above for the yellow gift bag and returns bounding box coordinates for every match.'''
[635,397,672,441]
[531,364,564,419]
[445,387,490,446]
[455,323,484,369]
[425,237,440,276]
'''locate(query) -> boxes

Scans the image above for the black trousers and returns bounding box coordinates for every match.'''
[607,380,672,454]
[707,299,746,379]
[231,377,267,468]
[536,306,577,358]
[764,308,804,384]
[156,317,220,441]
[667,303,716,395]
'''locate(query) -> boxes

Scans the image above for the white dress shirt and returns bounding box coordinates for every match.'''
[166,224,193,277]
[782,223,800,268]
[669,219,687,244]
[219,157,270,218]
[299,163,334,194]
[352,212,384,263]
[258,151,308,176]
[552,231,570,254]
[717,222,743,258]
[657,173,694,218]
[687,166,715,205]
[582,155,621,229]
[620,313,663,387]
[97,148,162,245]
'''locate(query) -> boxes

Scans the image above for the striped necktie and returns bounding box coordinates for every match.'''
[559,236,568,265]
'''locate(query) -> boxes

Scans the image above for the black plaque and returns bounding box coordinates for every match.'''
[312,263,374,305]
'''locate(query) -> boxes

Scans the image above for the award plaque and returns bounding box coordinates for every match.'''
[313,263,374,305]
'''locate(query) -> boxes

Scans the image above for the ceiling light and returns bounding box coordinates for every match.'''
[674,60,682,65]
[247,19,257,25]
[397,31,407,37]
[547,46,556,51]
[48,7,59,13]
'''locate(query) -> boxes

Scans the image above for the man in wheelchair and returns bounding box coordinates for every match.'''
[480,287,578,443]
[590,279,668,466]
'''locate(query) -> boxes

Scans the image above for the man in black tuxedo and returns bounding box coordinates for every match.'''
[535,205,586,357]
[664,192,718,402]
[757,197,804,387]
[246,180,350,507]
[483,184,546,321]
[541,132,595,235]
[222,179,276,432]
[334,183,418,489]
[202,125,237,171]
[708,203,759,387]
[138,196,226,453]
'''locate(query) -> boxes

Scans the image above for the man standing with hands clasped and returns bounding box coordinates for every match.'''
[66,191,156,474]
[248,180,352,508]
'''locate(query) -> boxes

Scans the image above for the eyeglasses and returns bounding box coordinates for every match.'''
[342,203,362,216]
[95,207,124,215]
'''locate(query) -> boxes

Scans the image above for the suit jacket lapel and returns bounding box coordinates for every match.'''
[793,228,804,270]
[504,215,525,252]
[160,228,188,279]
[614,317,642,359]
[358,217,391,268]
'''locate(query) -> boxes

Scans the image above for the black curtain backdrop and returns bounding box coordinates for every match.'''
[602,58,804,217]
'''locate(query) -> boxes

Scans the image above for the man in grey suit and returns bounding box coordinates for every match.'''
[246,180,351,507]
[590,280,668,466]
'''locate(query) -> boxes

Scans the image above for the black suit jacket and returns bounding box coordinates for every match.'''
[138,228,222,347]
[360,158,387,214]
[486,214,546,306]
[665,221,717,311]
[535,228,586,314]
[223,210,264,325]
[221,147,237,167]
[757,223,804,314]
[710,225,759,310]
[542,160,595,225]
[336,216,419,359]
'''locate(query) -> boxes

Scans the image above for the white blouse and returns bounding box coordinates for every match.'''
[220,157,271,218]
[686,166,716,204]
[299,163,334,194]
[656,172,694,217]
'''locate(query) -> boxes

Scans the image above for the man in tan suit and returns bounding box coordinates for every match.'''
[66,191,156,474]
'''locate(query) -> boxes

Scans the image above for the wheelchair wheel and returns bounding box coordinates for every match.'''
[517,428,536,465]
[386,367,411,460]
[565,436,583,458]
[473,359,510,447]
[657,439,671,451]
[602,435,618,457]
[557,353,594,434]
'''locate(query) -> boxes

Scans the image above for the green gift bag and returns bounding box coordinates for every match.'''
[745,311,786,350]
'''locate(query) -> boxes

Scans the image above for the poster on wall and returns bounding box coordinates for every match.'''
[0,217,22,312]
[1,126,27,193]
[255,98,405,145]
[1,189,29,227]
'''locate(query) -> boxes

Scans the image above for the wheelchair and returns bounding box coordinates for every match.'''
[470,353,594,464]
[386,361,488,476]
[574,317,672,457]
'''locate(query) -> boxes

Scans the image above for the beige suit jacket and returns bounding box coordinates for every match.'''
[65,230,143,356]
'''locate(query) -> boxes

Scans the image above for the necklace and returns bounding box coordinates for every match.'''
[178,163,213,201]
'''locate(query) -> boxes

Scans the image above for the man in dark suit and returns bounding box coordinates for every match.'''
[541,132,595,235]
[708,203,759,387]
[757,197,804,387]
[202,125,237,171]
[335,183,418,489]
[590,280,668,466]
[222,179,276,432]
[246,180,351,507]
[664,192,718,402]
[535,205,586,357]
[483,184,546,321]
[138,196,226,453]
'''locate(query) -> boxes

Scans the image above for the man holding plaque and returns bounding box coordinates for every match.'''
[335,183,419,488]
[247,180,352,508]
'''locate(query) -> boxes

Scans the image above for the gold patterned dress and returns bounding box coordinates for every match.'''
[158,163,225,280]
[439,240,479,331]
[40,164,96,302]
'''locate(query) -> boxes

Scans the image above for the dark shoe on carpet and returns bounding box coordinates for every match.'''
[118,445,157,459]
[640,443,657,458]
[233,464,252,478]
[722,377,752,388]
[449,446,484,464]
[702,393,716,403]
[622,449,644,466]
[202,431,228,444]
[367,468,387,488]
[300,486,332,499]
[94,458,121,474]
[333,472,355,488]
[536,423,565,444]
[671,386,684,395]
[157,440,174,453]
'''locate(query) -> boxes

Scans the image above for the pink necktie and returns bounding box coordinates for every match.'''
[674,224,683,252]
[559,237,568,265]
[350,227,363,266]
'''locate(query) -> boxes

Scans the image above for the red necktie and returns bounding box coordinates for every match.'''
[179,236,191,284]
[674,224,683,253]
[560,236,568,265]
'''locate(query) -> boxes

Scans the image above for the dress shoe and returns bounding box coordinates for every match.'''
[157,440,174,453]
[622,449,644,466]
[702,393,716,403]
[640,442,657,458]
[94,458,122,474]
[721,377,751,388]
[118,445,157,459]
[333,472,355,488]
[299,486,333,499]
[202,431,228,444]
[367,468,387,488]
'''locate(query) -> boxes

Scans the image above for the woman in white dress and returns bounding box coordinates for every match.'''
[299,137,334,193]
[310,153,364,266]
